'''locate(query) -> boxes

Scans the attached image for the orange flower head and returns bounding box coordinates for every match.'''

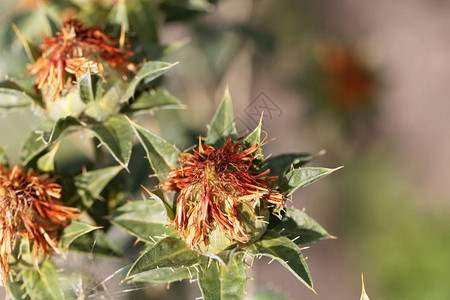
[28,17,135,101]
[0,166,79,286]
[160,138,284,252]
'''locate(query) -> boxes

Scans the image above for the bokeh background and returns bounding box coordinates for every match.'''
[1,0,450,299]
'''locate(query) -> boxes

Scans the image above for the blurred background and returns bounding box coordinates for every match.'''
[2,0,450,299]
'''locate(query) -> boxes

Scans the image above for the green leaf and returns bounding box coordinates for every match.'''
[142,187,175,220]
[78,73,103,103]
[70,166,122,208]
[243,115,262,147]
[132,266,197,283]
[0,145,9,167]
[7,280,30,300]
[278,166,343,196]
[198,254,247,300]
[248,231,314,292]
[125,88,185,115]
[0,87,33,110]
[127,237,199,279]
[20,117,80,166]
[37,141,60,172]
[264,152,321,179]
[279,207,333,245]
[59,221,102,251]
[22,260,65,300]
[205,87,237,146]
[89,114,133,168]
[68,230,122,257]
[129,120,180,180]
[110,200,176,242]
[121,61,177,103]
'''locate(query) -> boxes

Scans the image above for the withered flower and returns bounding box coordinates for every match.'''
[160,138,284,251]
[315,43,375,109]
[28,17,135,101]
[0,166,79,286]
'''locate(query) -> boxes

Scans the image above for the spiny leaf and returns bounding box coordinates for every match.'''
[69,166,122,208]
[110,200,176,242]
[59,221,102,251]
[121,61,177,103]
[127,237,199,279]
[264,152,323,179]
[68,229,122,257]
[0,87,34,111]
[78,73,103,103]
[198,254,247,300]
[22,260,64,300]
[125,88,185,115]
[129,119,180,181]
[132,266,197,284]
[141,187,176,220]
[20,117,80,166]
[37,141,60,172]
[248,231,315,293]
[89,114,133,168]
[7,280,30,300]
[279,207,333,245]
[278,166,343,196]
[205,86,237,146]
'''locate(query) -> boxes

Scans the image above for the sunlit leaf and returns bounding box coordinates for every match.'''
[141,188,176,220]
[264,152,322,179]
[110,200,176,242]
[279,207,333,245]
[78,73,103,104]
[59,221,102,251]
[66,229,122,257]
[198,254,246,300]
[0,87,33,111]
[69,166,122,208]
[125,88,184,115]
[37,141,60,172]
[248,231,314,292]
[121,61,177,103]
[89,114,133,168]
[129,119,180,180]
[20,117,80,166]
[127,237,199,278]
[205,86,237,146]
[132,266,197,283]
[278,166,343,196]
[22,260,64,300]
[7,280,30,300]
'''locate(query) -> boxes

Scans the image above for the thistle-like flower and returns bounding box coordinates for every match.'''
[160,137,284,251]
[0,166,79,286]
[28,17,135,101]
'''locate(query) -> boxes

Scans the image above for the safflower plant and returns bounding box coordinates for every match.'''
[0,1,342,299]
[111,89,341,300]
